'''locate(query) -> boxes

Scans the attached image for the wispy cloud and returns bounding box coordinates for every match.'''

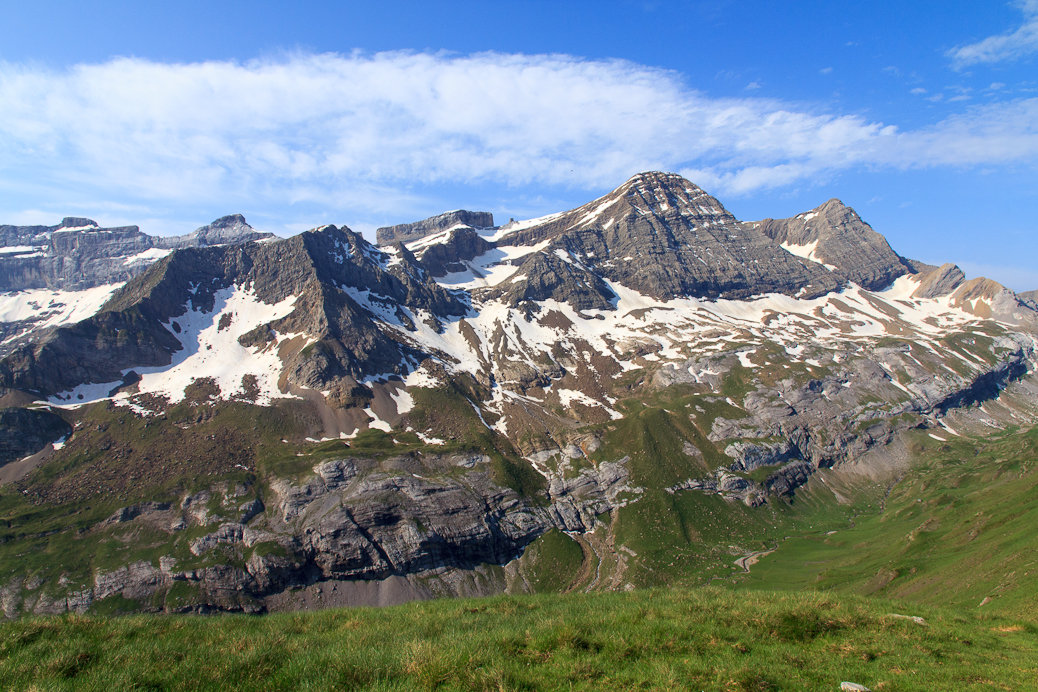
[0,51,1036,216]
[948,0,1038,67]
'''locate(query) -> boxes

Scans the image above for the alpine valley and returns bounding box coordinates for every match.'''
[1,171,1036,617]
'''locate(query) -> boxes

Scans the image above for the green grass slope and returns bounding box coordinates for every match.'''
[2,587,1035,691]
[737,426,1038,617]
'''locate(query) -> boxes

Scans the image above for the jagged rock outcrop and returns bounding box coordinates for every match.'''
[376,210,495,245]
[751,199,913,290]
[487,250,617,311]
[1,449,644,616]
[410,227,493,277]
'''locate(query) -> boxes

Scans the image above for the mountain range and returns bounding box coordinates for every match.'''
[0,172,1035,616]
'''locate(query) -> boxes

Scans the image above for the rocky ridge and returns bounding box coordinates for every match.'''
[486,171,843,303]
[0,215,272,293]
[1,172,1037,616]
[377,210,495,245]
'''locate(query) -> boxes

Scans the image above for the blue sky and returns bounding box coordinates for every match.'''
[1,1,1036,289]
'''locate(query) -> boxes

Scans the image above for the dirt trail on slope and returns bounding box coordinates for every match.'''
[735,547,777,572]
[564,510,632,592]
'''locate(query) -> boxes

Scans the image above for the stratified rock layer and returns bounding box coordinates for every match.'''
[0,215,272,292]
[752,199,912,290]
[377,210,495,245]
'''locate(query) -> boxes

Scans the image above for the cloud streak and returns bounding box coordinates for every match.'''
[0,51,1036,215]
[948,0,1038,67]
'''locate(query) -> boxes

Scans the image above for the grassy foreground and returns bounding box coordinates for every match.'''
[2,587,1035,691]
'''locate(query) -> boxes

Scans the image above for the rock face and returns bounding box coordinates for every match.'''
[0,215,272,292]
[410,227,493,277]
[751,199,913,290]
[911,263,966,298]
[1,451,639,616]
[492,172,842,303]
[156,214,266,249]
[0,407,70,467]
[376,210,495,245]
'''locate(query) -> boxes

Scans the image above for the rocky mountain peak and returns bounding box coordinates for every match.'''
[162,214,272,248]
[751,198,912,291]
[468,172,844,305]
[211,213,247,227]
[819,198,848,211]
[620,170,716,201]
[574,170,736,231]
[500,171,736,249]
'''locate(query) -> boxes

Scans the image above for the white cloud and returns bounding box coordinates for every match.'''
[0,50,1036,216]
[948,0,1038,67]
[880,99,1038,167]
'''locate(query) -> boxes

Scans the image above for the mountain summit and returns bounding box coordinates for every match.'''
[476,172,842,302]
[750,198,913,290]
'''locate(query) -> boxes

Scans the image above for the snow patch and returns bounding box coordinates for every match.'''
[121,247,172,266]
[48,285,299,407]
[0,245,44,255]
[0,284,122,333]
[390,387,415,415]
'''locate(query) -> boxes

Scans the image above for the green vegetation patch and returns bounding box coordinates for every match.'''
[516,529,584,593]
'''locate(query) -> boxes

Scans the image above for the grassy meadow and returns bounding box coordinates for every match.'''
[2,587,1036,691]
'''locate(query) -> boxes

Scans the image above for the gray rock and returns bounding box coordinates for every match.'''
[0,407,70,467]
[496,172,842,303]
[410,226,493,277]
[752,198,912,290]
[377,210,494,245]
[724,440,798,471]
[0,214,272,293]
[912,262,966,298]
[102,501,172,526]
